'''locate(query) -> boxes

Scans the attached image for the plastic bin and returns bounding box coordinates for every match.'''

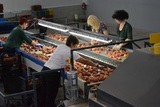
[0,53,28,94]
[31,5,42,11]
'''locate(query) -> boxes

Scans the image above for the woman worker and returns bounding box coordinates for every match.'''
[40,35,102,107]
[3,17,37,53]
[87,15,109,44]
[87,15,109,35]
[112,10,133,50]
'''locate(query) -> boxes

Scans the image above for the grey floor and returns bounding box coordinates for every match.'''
[0,23,152,106]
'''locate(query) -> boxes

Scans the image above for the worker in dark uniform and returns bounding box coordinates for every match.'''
[1,17,38,96]
[112,10,133,49]
[3,17,37,53]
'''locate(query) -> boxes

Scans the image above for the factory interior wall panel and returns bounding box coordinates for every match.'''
[53,5,84,22]
[1,0,81,12]
[3,5,83,24]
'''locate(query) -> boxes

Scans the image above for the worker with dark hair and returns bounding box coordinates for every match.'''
[40,35,101,107]
[112,10,133,49]
[4,17,37,53]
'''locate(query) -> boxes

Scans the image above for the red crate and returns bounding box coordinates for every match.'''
[31,5,42,11]
[0,4,3,11]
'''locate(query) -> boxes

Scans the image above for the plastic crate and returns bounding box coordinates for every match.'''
[2,68,26,94]
[39,10,46,17]
[0,52,29,94]
[31,5,42,11]
[48,9,54,16]
[0,4,3,11]
[31,9,54,18]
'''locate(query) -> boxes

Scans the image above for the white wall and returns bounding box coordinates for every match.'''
[0,0,82,12]
[86,0,160,32]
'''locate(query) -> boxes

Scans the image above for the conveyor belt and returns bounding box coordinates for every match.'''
[44,36,132,67]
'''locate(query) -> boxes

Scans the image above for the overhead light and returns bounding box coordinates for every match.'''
[38,19,112,43]
[38,19,69,32]
[38,23,68,32]
[69,31,112,43]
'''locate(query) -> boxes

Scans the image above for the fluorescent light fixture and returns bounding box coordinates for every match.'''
[38,19,112,43]
[38,19,69,32]
[69,31,112,43]
[38,23,69,32]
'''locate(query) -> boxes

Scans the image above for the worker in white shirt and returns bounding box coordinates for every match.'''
[39,35,101,107]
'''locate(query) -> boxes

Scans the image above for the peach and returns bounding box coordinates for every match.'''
[103,75,108,79]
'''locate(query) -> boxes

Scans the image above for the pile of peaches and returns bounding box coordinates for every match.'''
[105,47,129,60]
[45,33,130,61]
[0,36,8,41]
[78,43,129,61]
[89,47,105,54]
[65,61,114,84]
[77,42,88,48]
[20,40,56,61]
[47,33,67,42]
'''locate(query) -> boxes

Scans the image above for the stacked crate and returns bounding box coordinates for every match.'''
[31,5,54,19]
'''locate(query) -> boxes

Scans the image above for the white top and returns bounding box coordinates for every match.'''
[44,44,80,69]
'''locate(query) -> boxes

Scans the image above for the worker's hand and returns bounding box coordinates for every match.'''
[113,44,123,50]
[113,44,118,50]
[116,44,123,50]
[31,40,37,46]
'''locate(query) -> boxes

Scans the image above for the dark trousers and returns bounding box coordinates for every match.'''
[39,66,61,107]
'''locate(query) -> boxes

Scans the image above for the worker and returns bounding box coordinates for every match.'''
[87,15,109,35]
[3,17,37,53]
[40,35,103,107]
[112,10,133,50]
[87,15,109,44]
